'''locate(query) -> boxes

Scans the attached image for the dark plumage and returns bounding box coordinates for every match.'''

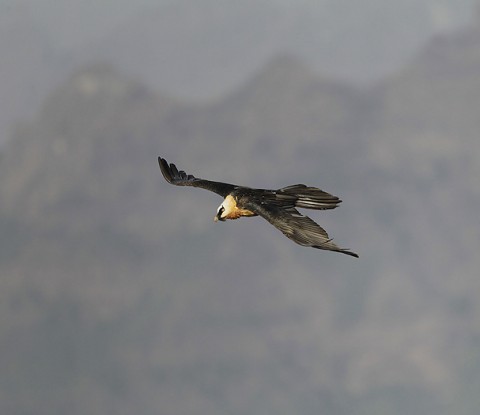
[159,157,358,258]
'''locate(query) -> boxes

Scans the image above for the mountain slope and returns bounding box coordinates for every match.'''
[1,21,480,413]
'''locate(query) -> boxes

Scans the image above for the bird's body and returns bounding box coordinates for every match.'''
[158,157,358,258]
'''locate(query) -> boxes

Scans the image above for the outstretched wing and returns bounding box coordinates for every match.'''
[159,157,237,197]
[268,184,341,210]
[246,202,358,257]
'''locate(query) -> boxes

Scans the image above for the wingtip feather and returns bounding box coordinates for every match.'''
[158,156,174,184]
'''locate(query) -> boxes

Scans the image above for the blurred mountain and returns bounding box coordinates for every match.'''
[76,0,287,101]
[1,18,480,415]
[75,0,472,100]
[1,0,477,148]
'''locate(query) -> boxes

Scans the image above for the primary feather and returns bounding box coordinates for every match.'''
[159,157,236,197]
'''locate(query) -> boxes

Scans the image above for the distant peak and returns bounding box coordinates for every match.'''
[256,55,315,82]
[70,63,137,98]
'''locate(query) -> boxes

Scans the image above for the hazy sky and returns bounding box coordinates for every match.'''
[4,0,477,50]
[0,0,478,145]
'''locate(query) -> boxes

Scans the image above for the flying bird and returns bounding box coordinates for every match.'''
[158,157,358,258]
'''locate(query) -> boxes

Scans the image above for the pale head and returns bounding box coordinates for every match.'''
[214,204,226,222]
[214,195,237,222]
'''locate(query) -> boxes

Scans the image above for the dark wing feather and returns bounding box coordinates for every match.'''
[158,157,237,197]
[246,202,358,258]
[274,184,341,210]
[245,185,341,210]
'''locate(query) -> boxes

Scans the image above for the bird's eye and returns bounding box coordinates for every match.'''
[219,206,225,214]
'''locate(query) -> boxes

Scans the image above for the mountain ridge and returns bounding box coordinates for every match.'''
[1,21,480,414]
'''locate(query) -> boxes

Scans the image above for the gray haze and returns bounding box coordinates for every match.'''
[0,0,478,146]
[1,2,480,415]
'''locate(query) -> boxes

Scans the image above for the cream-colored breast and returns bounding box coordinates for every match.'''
[222,195,255,220]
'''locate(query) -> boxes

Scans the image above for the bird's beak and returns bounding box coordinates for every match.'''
[214,212,225,222]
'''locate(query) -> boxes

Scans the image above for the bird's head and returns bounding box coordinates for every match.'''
[214,204,226,222]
